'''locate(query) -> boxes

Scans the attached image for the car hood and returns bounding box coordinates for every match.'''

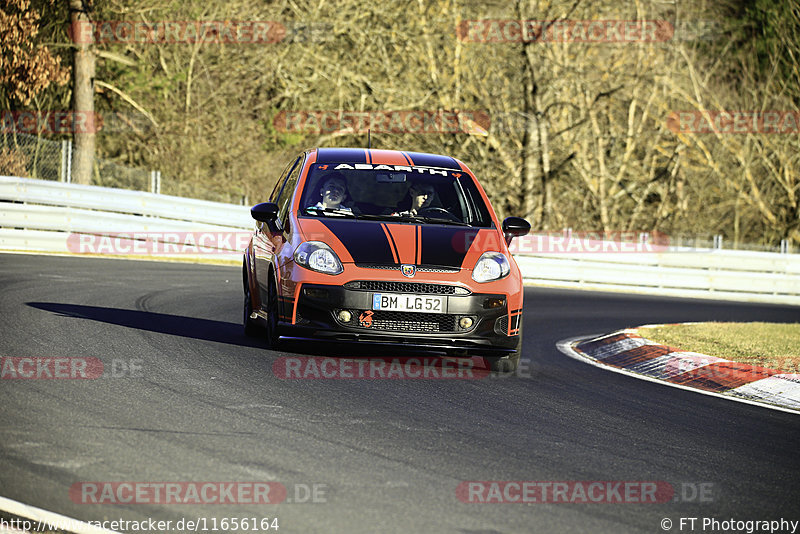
[297,217,502,269]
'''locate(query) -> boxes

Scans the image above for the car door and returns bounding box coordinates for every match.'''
[253,154,304,306]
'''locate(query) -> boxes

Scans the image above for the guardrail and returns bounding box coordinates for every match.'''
[0,176,251,261]
[1,176,799,305]
[514,251,800,305]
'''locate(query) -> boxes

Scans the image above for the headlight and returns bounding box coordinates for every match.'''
[294,241,344,275]
[472,252,510,283]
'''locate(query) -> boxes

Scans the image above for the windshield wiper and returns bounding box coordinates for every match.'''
[417,216,472,227]
[393,215,473,227]
[321,211,473,227]
[304,206,356,218]
[353,213,471,226]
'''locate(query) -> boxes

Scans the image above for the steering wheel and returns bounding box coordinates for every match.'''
[418,207,461,222]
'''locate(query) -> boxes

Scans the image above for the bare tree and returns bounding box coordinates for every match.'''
[69,0,95,184]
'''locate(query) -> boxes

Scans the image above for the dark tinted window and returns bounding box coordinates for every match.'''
[298,163,493,227]
[270,156,301,203]
[275,156,303,230]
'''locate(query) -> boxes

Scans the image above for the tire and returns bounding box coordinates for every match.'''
[243,263,261,337]
[487,323,523,374]
[264,274,282,350]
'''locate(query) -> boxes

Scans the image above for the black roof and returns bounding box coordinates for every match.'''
[314,148,462,170]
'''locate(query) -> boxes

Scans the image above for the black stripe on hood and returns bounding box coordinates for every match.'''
[420,227,478,268]
[319,219,395,264]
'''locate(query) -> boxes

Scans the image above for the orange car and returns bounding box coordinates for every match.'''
[243,148,530,372]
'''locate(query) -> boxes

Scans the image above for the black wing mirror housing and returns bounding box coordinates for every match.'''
[251,202,279,223]
[502,216,531,246]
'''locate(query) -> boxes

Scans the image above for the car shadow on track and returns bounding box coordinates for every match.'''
[25,302,494,370]
[27,302,268,348]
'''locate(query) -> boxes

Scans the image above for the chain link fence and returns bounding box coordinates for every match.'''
[0,131,243,204]
[0,131,63,181]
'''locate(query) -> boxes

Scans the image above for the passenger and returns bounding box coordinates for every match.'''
[313,173,351,211]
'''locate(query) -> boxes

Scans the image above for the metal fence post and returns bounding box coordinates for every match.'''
[60,139,72,183]
[60,140,66,182]
[150,170,162,194]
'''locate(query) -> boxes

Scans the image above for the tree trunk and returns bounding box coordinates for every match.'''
[539,114,551,229]
[520,46,540,224]
[69,0,95,185]
[517,0,539,224]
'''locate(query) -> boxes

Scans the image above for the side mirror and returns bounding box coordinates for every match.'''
[502,216,531,246]
[251,202,279,223]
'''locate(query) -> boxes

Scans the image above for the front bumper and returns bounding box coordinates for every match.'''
[279,281,520,355]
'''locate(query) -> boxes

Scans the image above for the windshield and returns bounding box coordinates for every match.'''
[298,162,493,227]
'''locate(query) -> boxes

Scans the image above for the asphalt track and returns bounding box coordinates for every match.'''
[1,253,799,534]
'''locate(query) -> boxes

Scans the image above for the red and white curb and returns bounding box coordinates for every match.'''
[557,325,800,415]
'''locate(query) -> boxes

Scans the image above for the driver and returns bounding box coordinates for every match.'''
[313,173,352,212]
[394,183,435,217]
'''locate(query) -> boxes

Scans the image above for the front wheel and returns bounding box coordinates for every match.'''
[486,324,523,374]
[264,275,282,350]
[243,264,261,337]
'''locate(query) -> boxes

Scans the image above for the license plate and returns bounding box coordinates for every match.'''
[372,293,445,313]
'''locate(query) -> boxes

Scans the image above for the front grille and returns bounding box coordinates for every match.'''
[418,266,461,273]
[355,263,399,270]
[344,280,470,295]
[356,263,460,273]
[494,315,509,335]
[373,311,456,333]
[336,309,464,333]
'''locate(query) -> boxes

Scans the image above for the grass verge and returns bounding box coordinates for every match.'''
[640,322,800,374]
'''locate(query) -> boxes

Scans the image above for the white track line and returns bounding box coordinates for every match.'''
[0,495,120,534]
[556,335,800,416]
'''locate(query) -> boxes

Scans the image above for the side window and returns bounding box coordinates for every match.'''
[270,156,301,203]
[275,155,304,231]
